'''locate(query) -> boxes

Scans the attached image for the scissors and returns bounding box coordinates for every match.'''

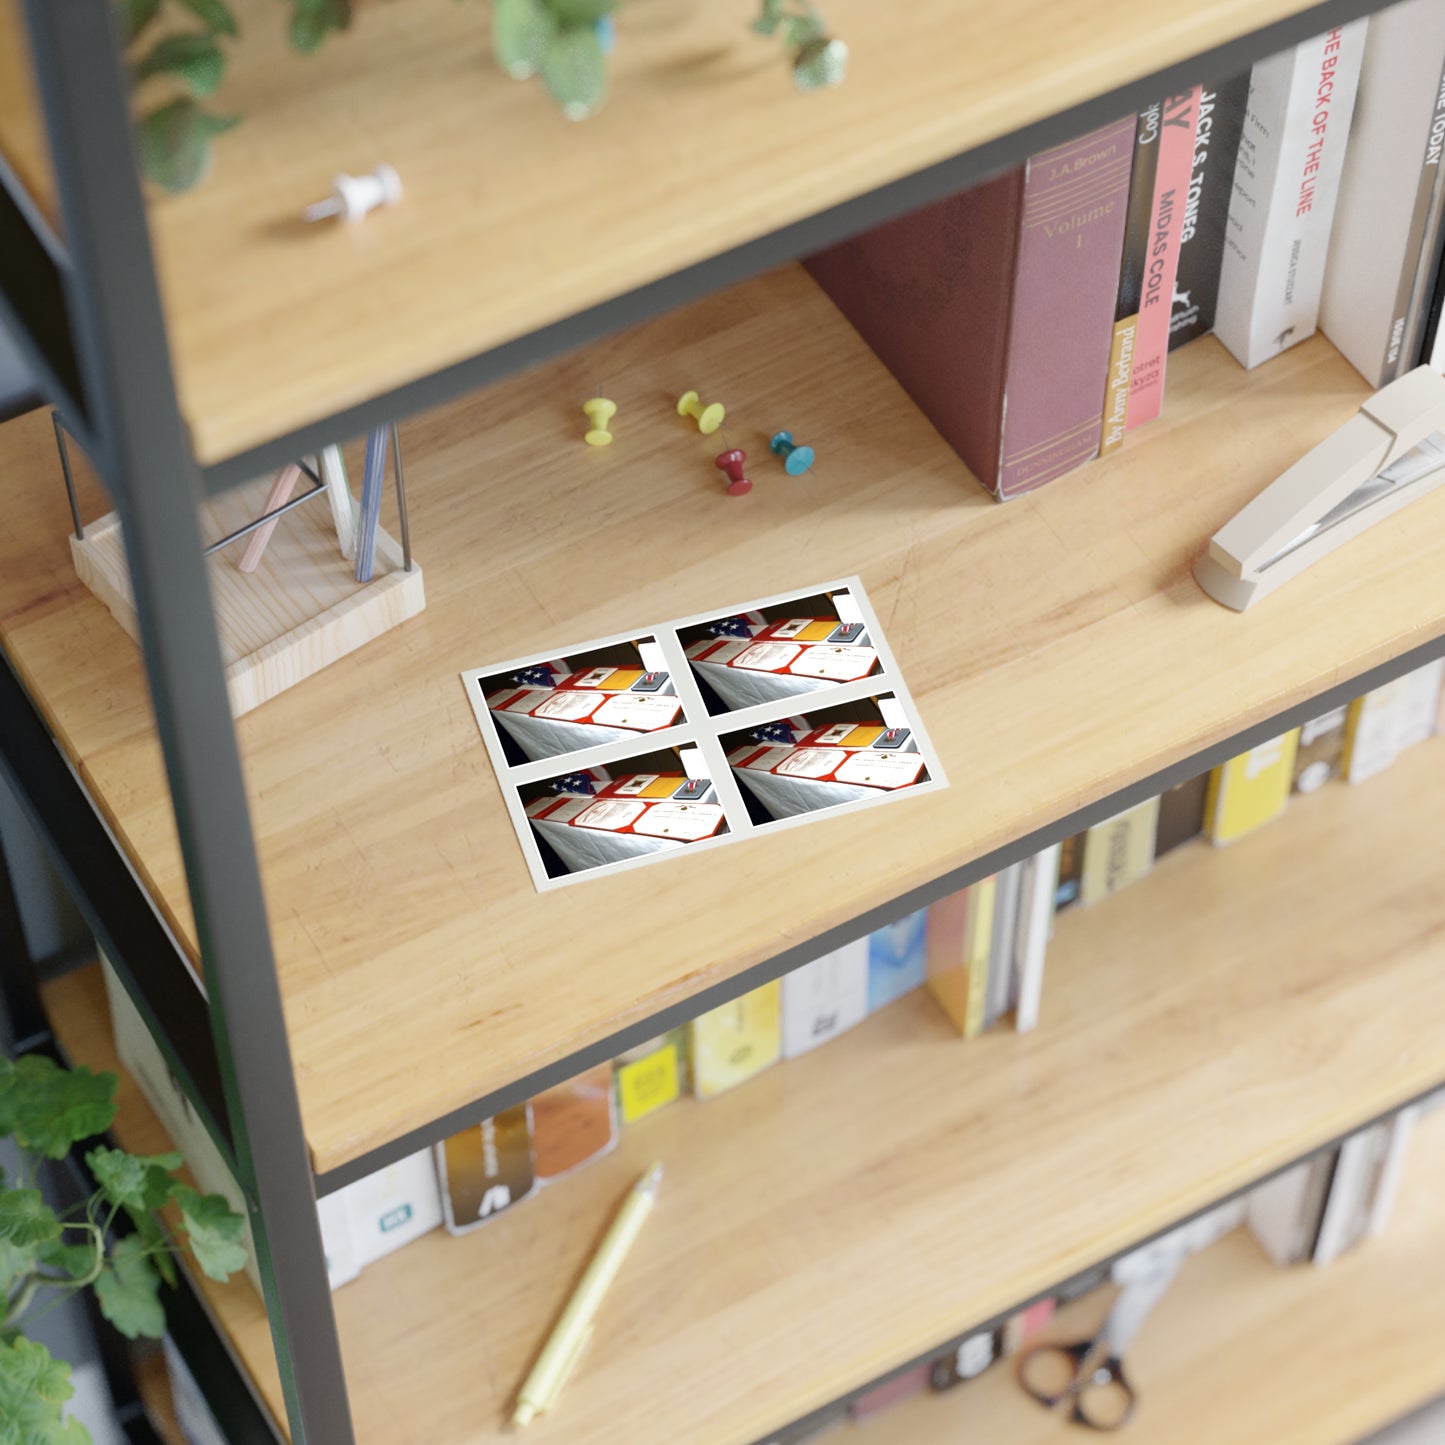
[1016,1244,1183,1430]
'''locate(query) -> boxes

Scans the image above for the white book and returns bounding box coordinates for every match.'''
[983,862,1023,1029]
[1367,1105,1421,1238]
[1320,0,1445,386]
[1312,1128,1378,1265]
[1012,844,1060,1035]
[1346,659,1445,782]
[1247,1153,1334,1265]
[780,940,870,1058]
[1216,21,1368,369]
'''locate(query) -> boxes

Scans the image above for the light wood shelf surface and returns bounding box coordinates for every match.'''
[137,0,1338,465]
[4,266,1445,1174]
[0,0,58,230]
[853,1108,1445,1445]
[44,736,1445,1443]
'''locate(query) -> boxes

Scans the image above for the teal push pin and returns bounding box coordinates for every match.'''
[770,430,815,475]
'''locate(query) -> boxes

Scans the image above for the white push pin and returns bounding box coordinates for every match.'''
[303,164,402,224]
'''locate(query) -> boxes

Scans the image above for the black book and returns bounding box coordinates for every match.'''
[1169,72,1250,350]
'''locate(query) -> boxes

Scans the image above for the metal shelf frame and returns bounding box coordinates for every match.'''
[0,0,1430,1441]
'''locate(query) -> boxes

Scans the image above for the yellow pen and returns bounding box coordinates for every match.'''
[511,1162,663,1428]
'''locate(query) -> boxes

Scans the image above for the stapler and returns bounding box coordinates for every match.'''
[1194,365,1445,610]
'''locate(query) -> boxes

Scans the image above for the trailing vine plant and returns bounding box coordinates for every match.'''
[0,1053,246,1445]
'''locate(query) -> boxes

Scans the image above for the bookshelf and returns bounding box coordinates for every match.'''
[6,267,1445,1175]
[42,734,1445,1443]
[852,1106,1445,1445]
[7,0,1445,1440]
[118,0,1338,470]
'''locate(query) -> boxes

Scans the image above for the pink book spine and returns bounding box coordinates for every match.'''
[1125,88,1201,430]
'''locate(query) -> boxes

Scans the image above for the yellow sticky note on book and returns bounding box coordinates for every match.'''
[1205,730,1299,845]
[615,1041,682,1124]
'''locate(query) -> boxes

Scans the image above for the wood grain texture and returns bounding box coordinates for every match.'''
[5,267,1445,1174]
[42,737,1445,1443]
[0,0,58,231]
[140,0,1339,464]
[68,481,424,717]
[854,1109,1445,1445]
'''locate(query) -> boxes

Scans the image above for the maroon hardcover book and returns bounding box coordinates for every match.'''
[806,117,1135,499]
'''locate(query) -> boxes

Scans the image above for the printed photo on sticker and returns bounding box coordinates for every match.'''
[476,636,683,766]
[722,694,929,826]
[676,589,881,716]
[518,744,730,879]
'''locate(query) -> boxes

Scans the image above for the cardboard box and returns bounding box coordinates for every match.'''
[690,982,783,1098]
[781,943,870,1058]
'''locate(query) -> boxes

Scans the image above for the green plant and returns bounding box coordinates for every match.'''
[752,0,848,91]
[0,1053,246,1445]
[121,0,354,193]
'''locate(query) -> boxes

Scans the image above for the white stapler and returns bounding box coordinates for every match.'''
[1194,365,1445,610]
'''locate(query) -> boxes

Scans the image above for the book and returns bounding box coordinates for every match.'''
[1054,832,1085,910]
[1154,773,1209,857]
[983,863,1023,1028]
[780,942,870,1058]
[1246,1151,1336,1264]
[1013,843,1061,1034]
[1124,87,1201,429]
[436,1106,535,1234]
[1320,0,1445,386]
[1367,1105,1421,1237]
[929,1327,1000,1391]
[1215,22,1369,369]
[1204,730,1300,844]
[806,116,1135,498]
[1169,74,1251,349]
[1100,103,1162,456]
[926,877,997,1037]
[1293,705,1348,793]
[866,908,929,1012]
[1343,660,1445,782]
[1312,1126,1383,1265]
[614,1028,689,1123]
[531,1063,617,1181]
[690,981,782,1097]
[1078,795,1160,905]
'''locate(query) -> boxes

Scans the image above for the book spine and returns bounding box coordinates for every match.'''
[925,888,973,1033]
[1366,1105,1421,1237]
[1387,57,1445,381]
[1013,843,1061,1034]
[1169,73,1251,350]
[1078,796,1160,906]
[995,117,1137,496]
[961,876,997,1037]
[1125,87,1201,429]
[1100,104,1161,456]
[1215,22,1369,370]
[983,862,1023,1028]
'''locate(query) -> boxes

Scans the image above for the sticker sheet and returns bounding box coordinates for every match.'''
[461,579,945,889]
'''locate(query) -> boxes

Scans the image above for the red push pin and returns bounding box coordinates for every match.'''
[714,447,753,497]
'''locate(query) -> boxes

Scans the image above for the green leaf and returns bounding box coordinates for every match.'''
[545,0,615,22]
[132,32,226,99]
[492,0,553,78]
[176,0,239,36]
[172,1185,247,1282]
[289,0,350,52]
[85,1146,181,1213]
[751,0,785,34]
[137,99,214,193]
[540,22,607,120]
[117,1207,177,1288]
[0,1336,90,1445]
[117,0,162,44]
[6,1057,116,1160]
[0,1236,35,1295]
[36,1236,101,1283]
[0,1190,61,1248]
[792,35,847,90]
[783,13,823,47]
[93,1236,165,1340]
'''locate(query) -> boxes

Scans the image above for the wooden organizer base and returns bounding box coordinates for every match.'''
[69,476,424,717]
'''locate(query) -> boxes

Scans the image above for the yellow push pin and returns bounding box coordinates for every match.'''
[583,397,616,447]
[676,389,725,435]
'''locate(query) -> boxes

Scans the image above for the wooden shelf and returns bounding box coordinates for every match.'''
[130,0,1340,466]
[43,734,1445,1444]
[0,0,57,231]
[854,1107,1445,1445]
[5,265,1445,1174]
